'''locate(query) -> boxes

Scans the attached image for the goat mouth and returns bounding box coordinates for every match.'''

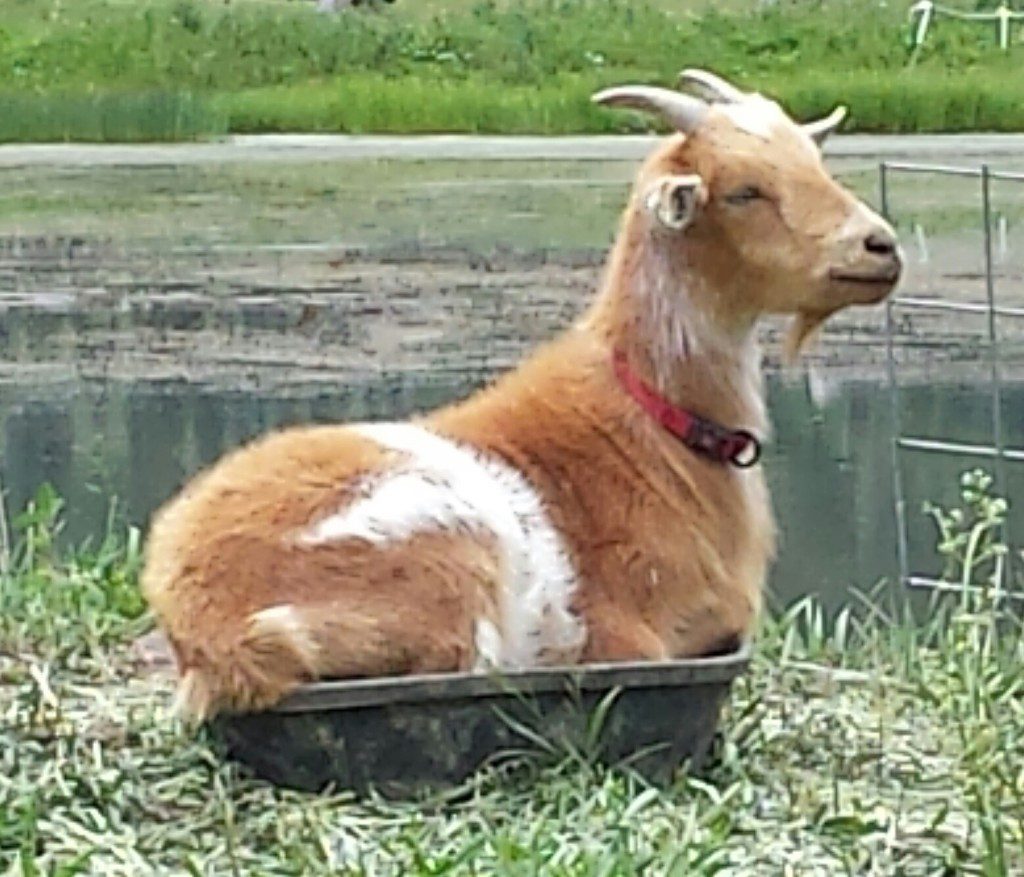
[828,269,900,286]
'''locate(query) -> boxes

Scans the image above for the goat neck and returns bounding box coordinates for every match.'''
[585,207,767,439]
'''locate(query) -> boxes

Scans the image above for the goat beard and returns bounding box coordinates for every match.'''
[783,307,840,364]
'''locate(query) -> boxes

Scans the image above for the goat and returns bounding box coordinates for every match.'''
[141,69,902,721]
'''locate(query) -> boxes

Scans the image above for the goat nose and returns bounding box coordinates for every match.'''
[864,230,897,257]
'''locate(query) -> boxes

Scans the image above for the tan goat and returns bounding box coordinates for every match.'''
[141,69,902,721]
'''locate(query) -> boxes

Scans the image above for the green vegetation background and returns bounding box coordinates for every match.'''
[0,0,1022,141]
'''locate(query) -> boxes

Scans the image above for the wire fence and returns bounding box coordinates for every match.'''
[880,159,1024,602]
[909,1,1024,51]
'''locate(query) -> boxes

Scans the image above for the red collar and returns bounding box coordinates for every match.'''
[611,349,762,468]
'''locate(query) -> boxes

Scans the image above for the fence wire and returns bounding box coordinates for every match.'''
[880,160,1024,602]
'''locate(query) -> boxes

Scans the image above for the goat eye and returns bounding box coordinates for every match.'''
[725,185,764,205]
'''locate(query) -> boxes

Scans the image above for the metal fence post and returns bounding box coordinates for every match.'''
[981,164,1013,587]
[881,162,910,588]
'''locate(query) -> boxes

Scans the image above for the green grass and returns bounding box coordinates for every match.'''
[220,69,1024,136]
[220,73,625,136]
[0,90,226,143]
[1,0,1023,141]
[2,471,1023,873]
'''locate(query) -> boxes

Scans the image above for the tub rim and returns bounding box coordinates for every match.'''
[270,640,752,714]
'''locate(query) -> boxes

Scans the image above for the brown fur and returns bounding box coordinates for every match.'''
[140,80,901,720]
[143,426,503,716]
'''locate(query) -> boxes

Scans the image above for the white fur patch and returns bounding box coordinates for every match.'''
[633,247,767,433]
[250,603,302,634]
[473,618,504,669]
[635,244,697,370]
[248,603,320,667]
[720,97,780,140]
[299,422,586,670]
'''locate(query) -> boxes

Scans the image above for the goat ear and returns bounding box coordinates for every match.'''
[644,174,706,230]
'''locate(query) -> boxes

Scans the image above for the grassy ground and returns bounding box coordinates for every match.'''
[1,472,1023,874]
[1,0,1023,141]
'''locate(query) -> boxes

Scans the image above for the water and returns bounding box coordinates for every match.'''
[2,139,1022,612]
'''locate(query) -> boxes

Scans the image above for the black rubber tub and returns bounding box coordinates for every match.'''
[210,644,750,798]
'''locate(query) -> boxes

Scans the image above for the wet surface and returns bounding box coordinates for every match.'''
[2,139,1022,611]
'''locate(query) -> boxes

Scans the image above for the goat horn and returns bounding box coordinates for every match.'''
[591,85,709,134]
[677,68,746,104]
[803,105,848,144]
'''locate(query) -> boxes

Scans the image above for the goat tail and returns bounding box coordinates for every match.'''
[171,604,322,723]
